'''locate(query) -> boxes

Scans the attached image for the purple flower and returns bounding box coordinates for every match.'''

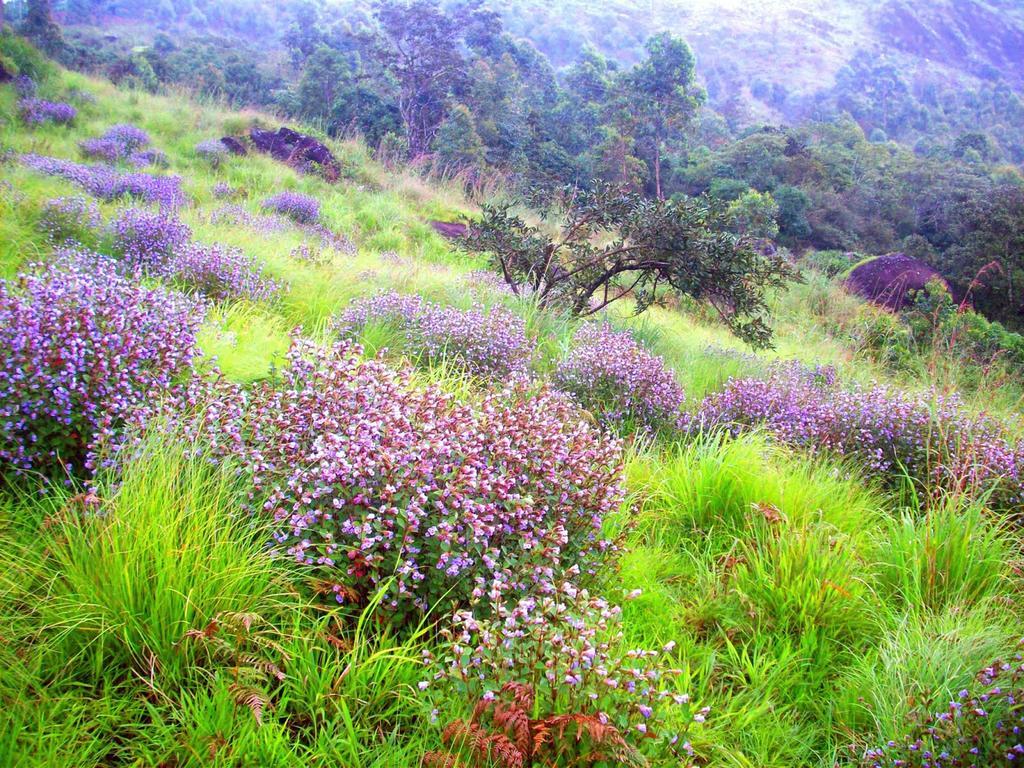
[0,250,203,482]
[19,99,77,126]
[261,192,320,225]
[555,323,686,434]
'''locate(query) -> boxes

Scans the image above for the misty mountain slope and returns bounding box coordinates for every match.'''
[495,0,1024,123]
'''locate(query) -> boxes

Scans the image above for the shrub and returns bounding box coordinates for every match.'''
[261,191,320,224]
[0,251,203,481]
[18,98,76,126]
[156,339,624,618]
[79,124,152,163]
[335,291,535,377]
[21,154,185,208]
[195,139,229,168]
[169,243,279,303]
[427,581,698,766]
[38,196,102,245]
[14,74,36,98]
[854,646,1024,767]
[109,206,192,271]
[555,323,686,434]
[690,363,1024,510]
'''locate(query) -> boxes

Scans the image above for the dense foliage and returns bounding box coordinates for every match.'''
[0,251,202,481]
[465,184,795,346]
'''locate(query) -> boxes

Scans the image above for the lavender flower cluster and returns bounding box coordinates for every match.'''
[433,580,699,762]
[195,139,228,167]
[0,251,203,481]
[170,243,279,303]
[110,206,192,270]
[20,154,185,209]
[856,646,1024,767]
[38,196,102,245]
[335,291,535,377]
[79,124,152,164]
[19,99,77,126]
[150,339,624,617]
[690,364,1024,508]
[554,323,686,433]
[261,191,320,224]
[109,207,278,303]
[14,75,36,98]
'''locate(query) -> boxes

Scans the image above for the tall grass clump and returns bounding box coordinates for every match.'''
[4,434,283,685]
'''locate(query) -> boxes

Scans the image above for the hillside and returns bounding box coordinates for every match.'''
[495,0,1024,121]
[2,25,1024,768]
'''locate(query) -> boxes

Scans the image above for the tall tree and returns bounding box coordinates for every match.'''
[23,0,62,55]
[367,0,466,158]
[626,33,703,199]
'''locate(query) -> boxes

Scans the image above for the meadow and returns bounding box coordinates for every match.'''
[1,47,1022,768]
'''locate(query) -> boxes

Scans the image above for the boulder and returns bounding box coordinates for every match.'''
[430,220,470,239]
[220,136,248,156]
[249,126,341,182]
[845,253,953,310]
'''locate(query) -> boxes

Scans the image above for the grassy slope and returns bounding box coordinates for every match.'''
[0,67,1022,768]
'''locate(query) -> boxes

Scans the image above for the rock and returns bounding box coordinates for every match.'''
[845,253,953,310]
[249,126,341,182]
[0,59,12,84]
[220,136,247,156]
[430,220,470,239]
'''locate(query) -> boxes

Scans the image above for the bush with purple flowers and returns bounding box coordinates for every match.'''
[109,206,192,271]
[19,99,77,126]
[430,580,699,765]
[853,646,1024,767]
[168,243,279,303]
[0,250,203,481]
[153,339,624,617]
[261,191,320,224]
[195,139,228,168]
[21,154,185,209]
[38,196,102,245]
[554,323,686,434]
[14,75,37,98]
[335,291,535,377]
[690,364,1024,509]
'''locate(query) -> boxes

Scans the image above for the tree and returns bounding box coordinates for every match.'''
[433,103,485,171]
[728,189,780,240]
[626,32,704,199]
[22,0,62,56]
[463,184,796,347]
[293,45,354,123]
[367,0,467,158]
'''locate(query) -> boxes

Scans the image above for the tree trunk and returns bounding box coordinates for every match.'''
[654,141,663,200]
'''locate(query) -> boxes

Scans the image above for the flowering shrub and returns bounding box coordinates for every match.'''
[129,148,168,169]
[14,75,36,98]
[690,364,1024,509]
[21,154,185,209]
[79,124,152,163]
[208,204,290,234]
[154,339,623,617]
[38,196,102,245]
[19,98,77,126]
[168,243,278,303]
[427,581,699,766]
[0,251,203,481]
[335,291,535,377]
[212,182,238,199]
[109,206,192,271]
[555,323,686,434]
[195,139,228,168]
[261,191,320,224]
[854,646,1024,767]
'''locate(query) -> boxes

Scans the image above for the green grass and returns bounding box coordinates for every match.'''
[0,59,1022,768]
